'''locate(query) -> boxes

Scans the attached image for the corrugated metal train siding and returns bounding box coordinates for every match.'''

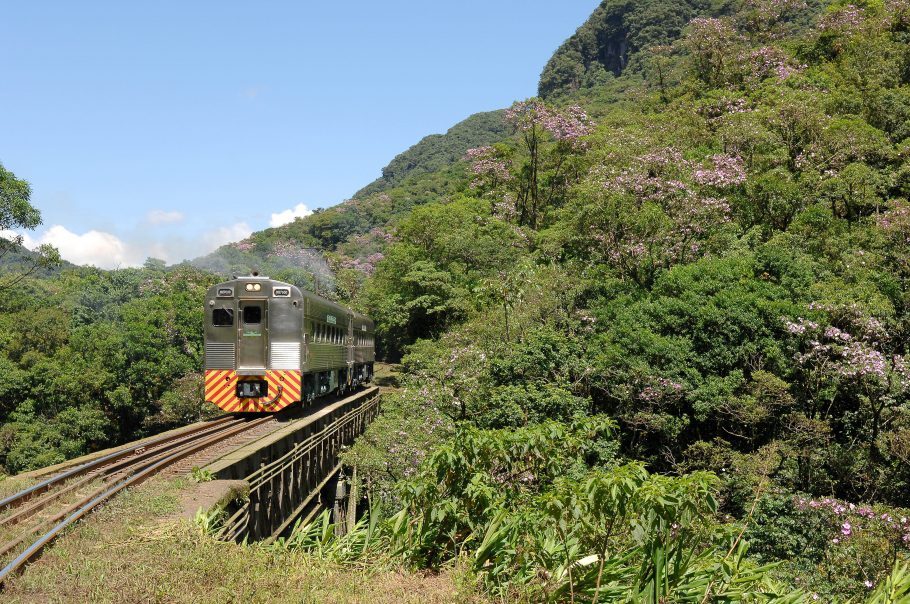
[205,342,235,369]
[269,342,301,370]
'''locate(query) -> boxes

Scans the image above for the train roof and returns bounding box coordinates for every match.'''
[207,274,369,323]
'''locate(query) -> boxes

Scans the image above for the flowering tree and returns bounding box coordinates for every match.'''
[784,313,910,443]
[469,99,594,229]
[579,146,739,287]
[877,199,910,277]
[682,18,744,87]
[465,145,511,191]
[746,46,805,83]
[693,154,747,187]
[739,0,808,39]
[817,4,866,34]
[793,495,910,594]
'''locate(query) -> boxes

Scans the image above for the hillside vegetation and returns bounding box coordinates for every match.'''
[3,0,910,601]
[336,0,910,599]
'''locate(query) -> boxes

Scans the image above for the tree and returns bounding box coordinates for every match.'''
[0,163,60,288]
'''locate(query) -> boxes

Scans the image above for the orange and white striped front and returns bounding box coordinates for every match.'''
[204,369,302,412]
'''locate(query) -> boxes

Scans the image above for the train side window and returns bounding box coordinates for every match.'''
[243,306,262,324]
[213,308,234,326]
[317,324,323,343]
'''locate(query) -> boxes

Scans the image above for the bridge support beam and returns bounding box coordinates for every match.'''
[202,387,380,543]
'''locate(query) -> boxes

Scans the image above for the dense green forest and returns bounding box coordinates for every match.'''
[5,0,910,600]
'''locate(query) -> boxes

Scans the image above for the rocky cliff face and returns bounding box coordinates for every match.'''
[538,0,711,98]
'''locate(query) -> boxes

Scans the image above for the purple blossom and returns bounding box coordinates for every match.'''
[817,4,865,32]
[824,326,852,342]
[838,342,887,380]
[794,495,910,551]
[505,100,594,149]
[341,252,385,276]
[743,0,808,30]
[747,46,804,81]
[465,146,512,188]
[639,377,685,402]
[782,317,818,335]
[693,154,746,188]
[698,96,750,121]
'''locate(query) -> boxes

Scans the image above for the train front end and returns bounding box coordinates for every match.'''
[203,275,303,412]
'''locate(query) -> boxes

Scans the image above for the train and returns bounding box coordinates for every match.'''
[203,273,375,412]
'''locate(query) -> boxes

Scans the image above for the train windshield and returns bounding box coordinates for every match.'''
[243,306,262,324]
[213,308,234,326]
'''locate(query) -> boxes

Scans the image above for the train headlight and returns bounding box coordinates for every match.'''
[244,283,262,292]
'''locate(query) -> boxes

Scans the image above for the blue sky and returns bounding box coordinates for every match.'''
[1,1,597,268]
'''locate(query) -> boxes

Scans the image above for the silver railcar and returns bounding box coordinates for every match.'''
[203,274,375,412]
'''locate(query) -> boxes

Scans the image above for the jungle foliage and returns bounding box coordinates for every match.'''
[338,0,910,599]
[0,260,221,472]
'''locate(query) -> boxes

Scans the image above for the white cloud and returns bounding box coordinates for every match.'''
[270,203,313,228]
[22,225,142,269]
[146,210,184,225]
[203,222,253,249]
[4,212,270,269]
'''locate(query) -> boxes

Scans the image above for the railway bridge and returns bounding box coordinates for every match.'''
[0,386,380,583]
[207,386,380,542]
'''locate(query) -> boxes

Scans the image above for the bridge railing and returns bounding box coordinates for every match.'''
[217,388,380,542]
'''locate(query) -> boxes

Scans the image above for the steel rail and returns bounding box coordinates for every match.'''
[0,415,273,585]
[0,415,236,513]
[0,417,265,561]
[0,417,247,528]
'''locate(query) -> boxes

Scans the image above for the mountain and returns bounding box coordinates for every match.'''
[353,110,509,198]
[190,110,511,291]
[0,241,74,278]
[539,0,712,98]
[10,0,910,599]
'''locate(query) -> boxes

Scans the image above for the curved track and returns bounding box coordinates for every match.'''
[0,415,276,586]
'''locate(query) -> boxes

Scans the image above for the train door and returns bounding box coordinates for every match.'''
[237,300,267,371]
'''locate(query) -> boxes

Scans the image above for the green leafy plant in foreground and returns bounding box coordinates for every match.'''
[277,418,836,601]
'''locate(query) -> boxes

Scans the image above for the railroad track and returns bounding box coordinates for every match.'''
[0,414,276,586]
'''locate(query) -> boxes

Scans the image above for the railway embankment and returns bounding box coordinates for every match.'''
[0,476,479,603]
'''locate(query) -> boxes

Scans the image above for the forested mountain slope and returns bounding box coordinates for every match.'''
[353,110,509,198]
[189,111,510,295]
